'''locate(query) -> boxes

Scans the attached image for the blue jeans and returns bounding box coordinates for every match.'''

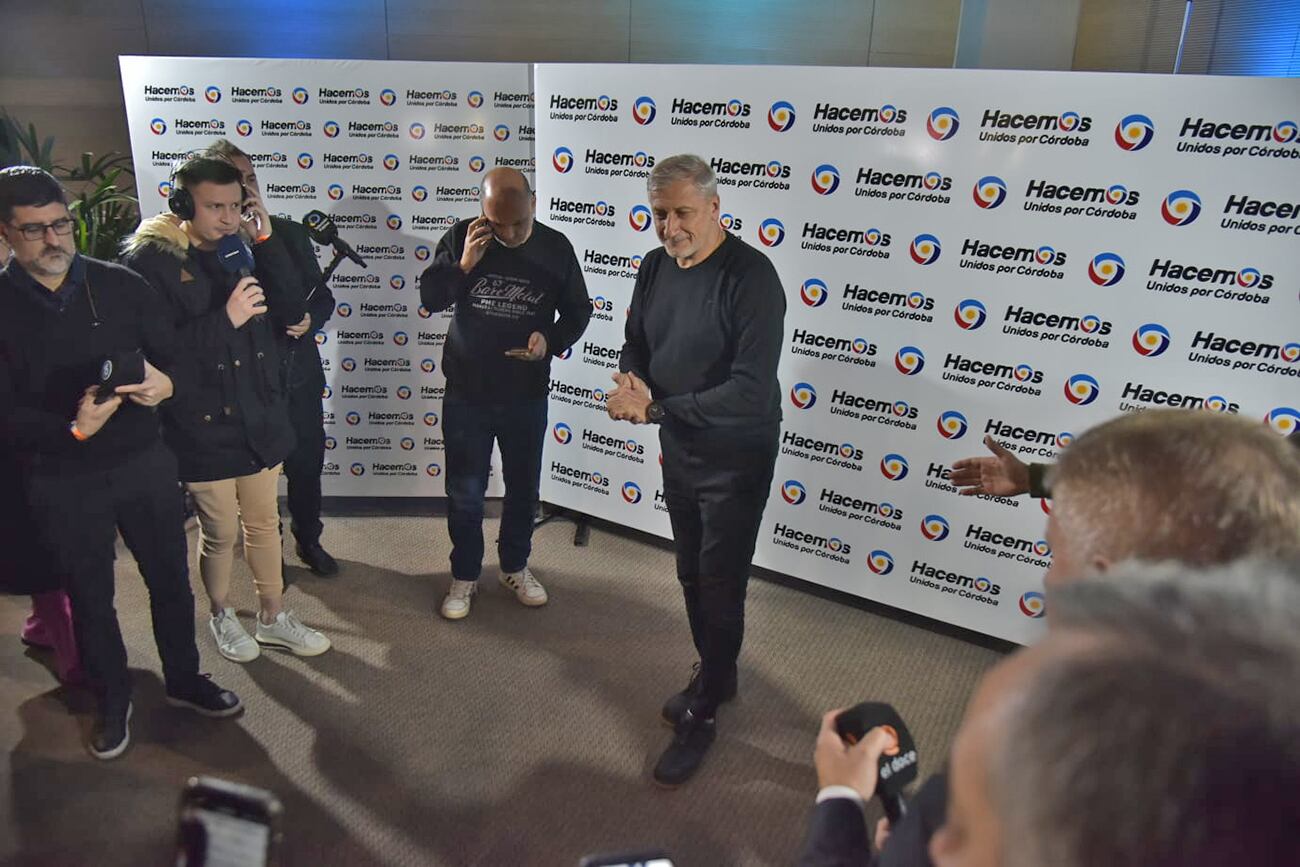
[443,397,548,580]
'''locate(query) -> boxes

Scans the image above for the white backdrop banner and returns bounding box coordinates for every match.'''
[533,64,1300,643]
[119,56,534,496]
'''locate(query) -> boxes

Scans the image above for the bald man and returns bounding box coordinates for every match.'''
[419,168,591,620]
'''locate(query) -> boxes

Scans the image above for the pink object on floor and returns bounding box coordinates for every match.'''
[27,591,84,684]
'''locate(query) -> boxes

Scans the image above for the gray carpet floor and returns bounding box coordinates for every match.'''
[0,515,1004,867]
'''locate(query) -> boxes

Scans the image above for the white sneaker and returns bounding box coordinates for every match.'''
[441,579,477,620]
[499,566,548,607]
[210,608,260,663]
[255,610,331,656]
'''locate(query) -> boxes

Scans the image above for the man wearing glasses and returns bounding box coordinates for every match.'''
[0,166,242,760]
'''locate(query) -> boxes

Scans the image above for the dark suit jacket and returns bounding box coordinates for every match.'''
[798,773,948,867]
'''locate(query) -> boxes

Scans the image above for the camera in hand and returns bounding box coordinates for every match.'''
[835,701,919,823]
[95,348,145,404]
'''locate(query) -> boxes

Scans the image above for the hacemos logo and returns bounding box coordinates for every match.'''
[414,245,431,261]
[411,185,428,202]
[921,514,950,541]
[1264,406,1300,436]
[467,90,484,108]
[157,180,172,198]
[1115,113,1155,151]
[387,215,402,230]
[553,146,574,173]
[628,204,652,232]
[204,86,221,104]
[769,100,796,132]
[493,124,510,141]
[1161,190,1201,226]
[867,549,894,575]
[409,122,426,140]
[424,411,440,426]
[345,411,361,426]
[327,184,344,201]
[759,218,785,247]
[910,233,941,265]
[396,386,412,400]
[622,482,642,504]
[419,358,435,372]
[895,346,925,375]
[927,106,960,141]
[811,164,840,195]
[297,153,313,169]
[350,462,365,476]
[383,154,400,171]
[392,330,409,346]
[336,302,352,317]
[790,382,817,409]
[235,119,253,137]
[719,213,742,231]
[379,88,396,106]
[1065,373,1100,405]
[323,121,340,138]
[633,96,656,125]
[781,480,807,505]
[801,278,828,307]
[954,299,987,330]
[973,176,1007,209]
[1132,323,1171,356]
[341,357,357,372]
[400,437,415,451]
[468,155,485,173]
[881,453,909,481]
[426,463,442,477]
[937,410,969,440]
[150,118,167,135]
[292,87,309,105]
[1088,252,1125,286]
[1019,591,1046,618]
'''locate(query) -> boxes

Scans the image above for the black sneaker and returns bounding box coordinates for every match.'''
[297,542,339,577]
[166,674,243,718]
[89,703,132,761]
[661,663,737,728]
[653,709,716,788]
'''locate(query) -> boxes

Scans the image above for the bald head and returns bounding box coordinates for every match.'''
[480,167,534,247]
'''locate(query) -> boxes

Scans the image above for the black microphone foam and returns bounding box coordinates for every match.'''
[302,209,338,245]
[216,234,255,278]
[835,701,919,823]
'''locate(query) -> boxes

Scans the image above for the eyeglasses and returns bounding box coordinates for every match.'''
[9,217,75,241]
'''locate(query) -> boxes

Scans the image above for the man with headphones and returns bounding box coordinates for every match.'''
[122,155,331,669]
[0,165,243,760]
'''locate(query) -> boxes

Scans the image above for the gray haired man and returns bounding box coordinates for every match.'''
[609,154,786,786]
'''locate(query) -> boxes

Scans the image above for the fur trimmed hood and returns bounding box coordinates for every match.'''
[120,214,190,260]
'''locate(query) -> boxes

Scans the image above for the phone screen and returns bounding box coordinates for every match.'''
[183,804,271,867]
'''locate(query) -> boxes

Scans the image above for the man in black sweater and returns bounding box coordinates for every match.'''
[609,154,785,787]
[419,167,591,620]
[0,166,241,760]
[207,139,340,577]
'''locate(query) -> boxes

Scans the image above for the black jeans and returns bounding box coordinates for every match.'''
[443,397,548,580]
[660,421,779,716]
[283,376,326,548]
[25,442,199,715]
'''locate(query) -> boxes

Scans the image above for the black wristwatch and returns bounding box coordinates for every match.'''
[646,400,666,424]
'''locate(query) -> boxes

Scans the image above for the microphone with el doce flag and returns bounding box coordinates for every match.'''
[834,701,919,824]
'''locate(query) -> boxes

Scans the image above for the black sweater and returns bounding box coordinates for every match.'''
[620,232,785,429]
[0,256,187,476]
[418,219,591,402]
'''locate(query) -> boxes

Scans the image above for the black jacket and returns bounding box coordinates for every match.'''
[0,254,185,592]
[121,216,304,482]
[271,215,335,391]
[797,774,948,867]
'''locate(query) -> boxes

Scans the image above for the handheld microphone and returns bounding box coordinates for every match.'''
[217,234,266,319]
[835,702,919,824]
[303,209,368,269]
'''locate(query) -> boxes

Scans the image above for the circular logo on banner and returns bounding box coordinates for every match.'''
[409,122,426,139]
[204,86,221,103]
[466,90,484,108]
[493,124,510,141]
[789,382,817,409]
[468,155,485,173]
[379,88,397,106]
[553,146,574,173]
[867,550,894,575]
[811,164,840,195]
[424,412,440,427]
[1088,252,1126,286]
[926,106,960,140]
[323,120,340,138]
[800,278,828,308]
[628,205,651,232]
[1065,374,1101,406]
[768,100,796,132]
[895,346,925,376]
[1161,189,1202,226]
[1264,406,1300,437]
[937,410,968,440]
[236,119,253,137]
[292,87,309,104]
[921,514,949,541]
[781,480,807,505]
[621,482,642,504]
[909,234,941,265]
[1115,113,1155,150]
[881,454,909,481]
[954,299,987,330]
[426,463,442,477]
[759,218,785,247]
[1132,323,1171,356]
[972,176,1006,209]
[150,118,167,135]
[633,96,657,125]
[1019,591,1046,618]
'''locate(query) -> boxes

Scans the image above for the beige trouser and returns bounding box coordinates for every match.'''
[186,464,284,604]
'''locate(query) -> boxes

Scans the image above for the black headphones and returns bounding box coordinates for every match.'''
[168,154,247,222]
